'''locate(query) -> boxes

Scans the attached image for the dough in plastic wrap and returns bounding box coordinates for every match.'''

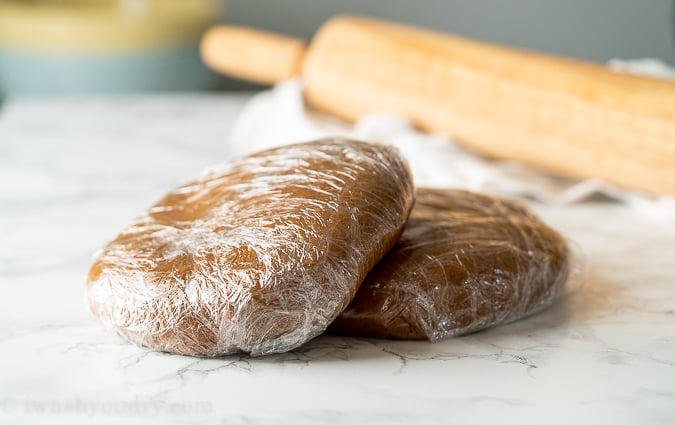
[87,138,414,356]
[329,188,570,340]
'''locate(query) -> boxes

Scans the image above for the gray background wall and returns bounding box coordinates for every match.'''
[223,0,675,64]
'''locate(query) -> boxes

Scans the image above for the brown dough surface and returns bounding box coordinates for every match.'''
[329,188,570,340]
[87,139,414,356]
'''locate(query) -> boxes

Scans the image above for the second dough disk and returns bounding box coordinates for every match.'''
[329,188,570,341]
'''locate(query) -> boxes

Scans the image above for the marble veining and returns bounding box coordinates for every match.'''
[1,95,674,425]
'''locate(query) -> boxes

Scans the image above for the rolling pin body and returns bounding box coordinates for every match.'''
[202,16,675,196]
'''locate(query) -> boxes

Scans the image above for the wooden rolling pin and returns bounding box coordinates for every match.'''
[201,15,675,196]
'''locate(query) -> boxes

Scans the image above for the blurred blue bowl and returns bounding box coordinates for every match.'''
[0,0,226,94]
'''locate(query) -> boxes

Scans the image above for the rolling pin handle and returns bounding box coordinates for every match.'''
[200,26,307,85]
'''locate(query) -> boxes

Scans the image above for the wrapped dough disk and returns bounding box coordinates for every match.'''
[329,188,570,341]
[87,138,414,356]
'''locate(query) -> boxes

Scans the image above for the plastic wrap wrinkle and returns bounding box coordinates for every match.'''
[87,138,414,356]
[329,188,570,341]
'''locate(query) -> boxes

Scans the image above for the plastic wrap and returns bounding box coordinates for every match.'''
[329,188,570,341]
[87,138,414,356]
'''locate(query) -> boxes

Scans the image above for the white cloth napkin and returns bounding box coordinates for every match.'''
[229,59,675,218]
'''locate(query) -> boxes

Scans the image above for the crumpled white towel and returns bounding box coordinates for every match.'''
[228,58,675,218]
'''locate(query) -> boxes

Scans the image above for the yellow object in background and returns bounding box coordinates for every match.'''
[0,0,226,94]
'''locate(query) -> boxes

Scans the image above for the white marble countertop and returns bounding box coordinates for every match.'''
[1,94,674,425]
